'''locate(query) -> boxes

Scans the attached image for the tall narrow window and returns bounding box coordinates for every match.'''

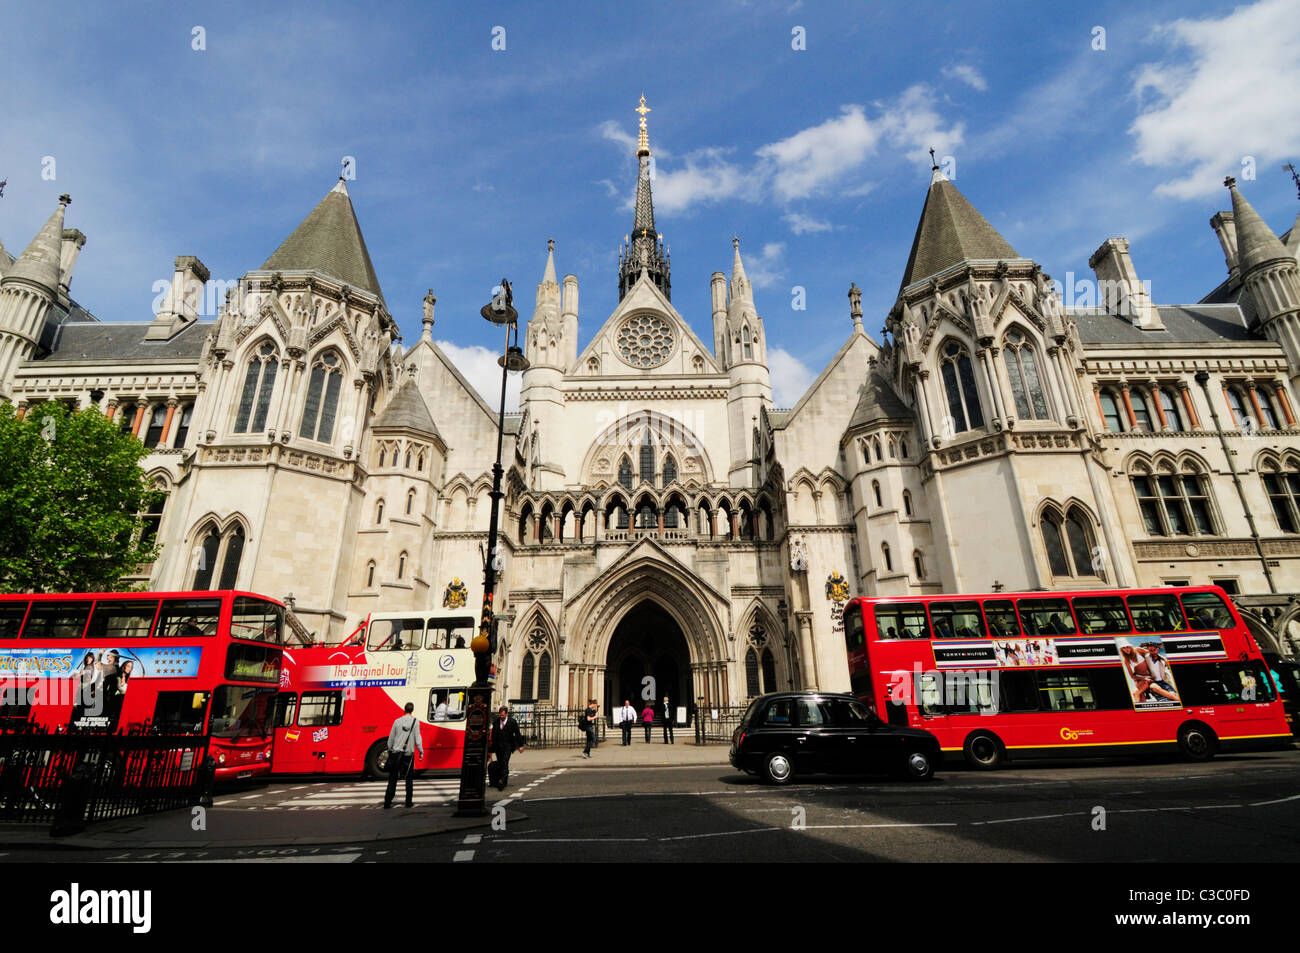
[761,650,777,694]
[173,402,194,448]
[376,500,385,525]
[881,543,892,573]
[1158,388,1184,432]
[639,433,655,485]
[745,649,760,697]
[193,526,221,590]
[1257,389,1280,430]
[366,562,375,588]
[940,341,984,432]
[234,342,279,433]
[521,653,536,701]
[1041,512,1071,576]
[1003,330,1050,420]
[662,455,677,487]
[1263,466,1300,533]
[397,552,407,579]
[139,493,166,549]
[406,489,416,515]
[742,326,753,360]
[299,351,343,442]
[1226,387,1251,429]
[618,457,633,490]
[1065,511,1097,576]
[903,490,913,516]
[872,480,882,508]
[913,551,925,579]
[144,405,167,446]
[217,526,244,589]
[1099,389,1125,432]
[1130,390,1154,431]
[537,652,552,701]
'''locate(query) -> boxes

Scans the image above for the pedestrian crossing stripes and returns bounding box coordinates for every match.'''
[213,779,460,811]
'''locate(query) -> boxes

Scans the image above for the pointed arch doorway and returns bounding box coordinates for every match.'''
[604,601,691,723]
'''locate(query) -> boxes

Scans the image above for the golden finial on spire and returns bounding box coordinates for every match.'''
[636,94,651,157]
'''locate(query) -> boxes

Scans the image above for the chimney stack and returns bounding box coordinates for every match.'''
[1088,238,1163,330]
[147,255,210,340]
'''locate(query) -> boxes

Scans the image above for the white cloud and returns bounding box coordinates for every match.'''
[652,150,752,214]
[1129,0,1300,199]
[758,105,882,201]
[743,242,787,290]
[784,211,834,235]
[435,340,522,412]
[942,64,988,91]
[768,347,814,408]
[876,84,966,168]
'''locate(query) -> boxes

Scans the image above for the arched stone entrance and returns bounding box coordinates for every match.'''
[604,601,691,721]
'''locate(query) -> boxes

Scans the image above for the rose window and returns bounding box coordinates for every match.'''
[617,314,674,369]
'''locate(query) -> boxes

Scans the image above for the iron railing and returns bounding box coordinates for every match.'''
[0,725,210,832]
[512,708,608,749]
[693,706,747,744]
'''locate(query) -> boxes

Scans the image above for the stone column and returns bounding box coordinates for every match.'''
[1149,384,1169,431]
[131,400,147,437]
[795,611,817,689]
[1275,384,1296,427]
[1178,382,1201,429]
[159,398,178,445]
[977,348,1005,427]
[1118,383,1137,429]
[1247,383,1268,428]
[1092,385,1106,428]
[105,399,118,421]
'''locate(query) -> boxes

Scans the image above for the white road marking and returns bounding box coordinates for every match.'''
[453,850,475,862]
[132,853,362,864]
[1247,792,1300,807]
[463,834,481,844]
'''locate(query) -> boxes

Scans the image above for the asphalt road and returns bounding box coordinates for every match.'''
[7,748,1298,864]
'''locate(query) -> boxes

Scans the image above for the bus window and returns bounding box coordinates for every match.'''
[273,692,298,728]
[152,690,210,733]
[1126,594,1187,633]
[984,600,1020,639]
[875,602,930,640]
[916,672,944,717]
[1017,598,1076,636]
[298,691,345,727]
[226,643,282,683]
[1071,596,1130,635]
[426,617,475,650]
[369,618,423,652]
[1091,668,1134,710]
[0,601,31,638]
[429,688,467,722]
[1177,662,1275,705]
[999,671,1038,712]
[843,604,866,652]
[930,601,985,639]
[156,598,221,637]
[944,670,998,714]
[86,600,159,640]
[231,597,285,644]
[22,601,93,640]
[1038,672,1096,711]
[1180,592,1234,630]
[210,686,275,738]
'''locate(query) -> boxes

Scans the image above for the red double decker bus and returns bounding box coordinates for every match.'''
[0,590,285,780]
[843,585,1292,768]
[271,608,475,778]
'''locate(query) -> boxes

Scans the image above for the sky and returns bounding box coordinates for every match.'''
[2,0,1299,410]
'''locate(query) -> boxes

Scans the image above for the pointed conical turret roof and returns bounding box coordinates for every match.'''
[899,169,1019,293]
[848,370,913,430]
[372,378,439,437]
[1226,177,1291,275]
[261,179,385,302]
[730,237,752,301]
[3,194,69,294]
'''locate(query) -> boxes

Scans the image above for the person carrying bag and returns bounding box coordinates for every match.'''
[383,701,425,809]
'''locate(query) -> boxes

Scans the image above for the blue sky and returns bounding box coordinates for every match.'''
[2,0,1299,408]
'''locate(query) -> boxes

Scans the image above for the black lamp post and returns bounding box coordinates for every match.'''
[455,279,529,816]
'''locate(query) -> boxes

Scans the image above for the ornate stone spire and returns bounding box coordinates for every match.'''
[3,194,70,294]
[636,94,651,157]
[618,96,670,302]
[1225,176,1291,274]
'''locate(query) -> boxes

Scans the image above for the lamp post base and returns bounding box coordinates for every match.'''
[454,683,493,816]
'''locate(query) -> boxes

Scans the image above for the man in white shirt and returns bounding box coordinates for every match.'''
[383,702,425,809]
[617,699,636,745]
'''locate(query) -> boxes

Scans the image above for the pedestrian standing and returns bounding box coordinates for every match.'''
[383,701,424,809]
[618,699,636,745]
[640,701,654,742]
[660,695,674,744]
[581,698,599,758]
[488,705,524,790]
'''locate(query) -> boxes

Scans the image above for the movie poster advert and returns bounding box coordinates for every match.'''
[1116,634,1182,710]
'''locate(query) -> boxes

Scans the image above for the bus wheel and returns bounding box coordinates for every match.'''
[763,752,794,785]
[364,741,389,780]
[1177,723,1218,762]
[963,732,1004,770]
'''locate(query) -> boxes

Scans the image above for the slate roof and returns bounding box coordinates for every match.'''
[33,320,210,363]
[1071,305,1260,346]
[899,171,1020,292]
[260,180,385,303]
[848,371,913,429]
[371,379,439,437]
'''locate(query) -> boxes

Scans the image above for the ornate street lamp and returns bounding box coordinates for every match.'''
[456,279,528,816]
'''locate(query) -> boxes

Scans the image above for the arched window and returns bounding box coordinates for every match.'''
[1002,329,1049,420]
[138,492,167,549]
[1041,511,1071,576]
[378,447,386,468]
[217,525,244,590]
[1263,462,1300,533]
[1131,466,1217,537]
[745,648,760,697]
[192,525,221,590]
[406,489,416,516]
[618,456,633,490]
[940,340,984,433]
[537,652,552,702]
[417,452,425,472]
[903,489,913,516]
[173,402,194,448]
[521,653,536,701]
[742,326,753,360]
[662,455,677,487]
[900,437,909,458]
[120,406,137,433]
[376,500,385,524]
[234,341,279,433]
[639,433,655,485]
[144,404,167,446]
[881,542,892,573]
[1099,389,1126,433]
[1226,387,1252,429]
[635,499,656,531]
[366,562,376,588]
[397,552,407,579]
[405,449,412,468]
[913,551,925,579]
[1257,388,1280,430]
[887,438,897,458]
[872,437,882,461]
[1158,388,1184,432]
[1130,389,1154,431]
[761,649,777,694]
[872,480,882,508]
[1065,510,1097,576]
[299,350,343,442]
[1041,507,1100,577]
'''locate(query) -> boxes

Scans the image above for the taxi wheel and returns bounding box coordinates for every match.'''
[903,749,935,781]
[763,752,794,785]
[1177,722,1218,762]
[364,741,389,780]
[963,731,1004,770]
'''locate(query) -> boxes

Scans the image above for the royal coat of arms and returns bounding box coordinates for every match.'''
[443,577,468,609]
[825,572,850,603]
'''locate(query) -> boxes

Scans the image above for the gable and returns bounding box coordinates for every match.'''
[573,273,722,377]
